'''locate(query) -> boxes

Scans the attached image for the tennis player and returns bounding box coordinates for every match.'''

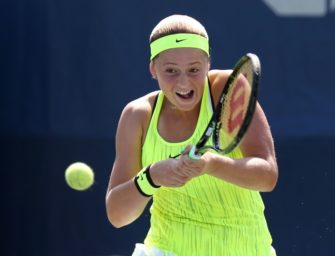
[106,14,278,256]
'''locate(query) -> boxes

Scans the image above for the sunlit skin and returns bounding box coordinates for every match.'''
[149,48,210,142]
[150,48,210,114]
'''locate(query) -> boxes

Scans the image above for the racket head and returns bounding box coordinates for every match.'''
[212,53,260,154]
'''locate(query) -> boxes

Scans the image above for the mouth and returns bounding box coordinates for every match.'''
[175,90,194,100]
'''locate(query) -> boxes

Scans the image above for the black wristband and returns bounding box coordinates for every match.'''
[134,165,160,197]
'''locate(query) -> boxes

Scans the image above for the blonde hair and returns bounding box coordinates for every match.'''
[150,15,209,43]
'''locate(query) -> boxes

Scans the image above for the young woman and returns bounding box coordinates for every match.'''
[106,14,278,256]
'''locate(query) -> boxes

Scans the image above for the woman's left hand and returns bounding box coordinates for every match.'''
[177,145,210,178]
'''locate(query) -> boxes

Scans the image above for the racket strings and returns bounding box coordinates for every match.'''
[217,60,254,150]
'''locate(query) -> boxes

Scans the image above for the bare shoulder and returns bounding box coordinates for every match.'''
[208,69,233,105]
[109,91,159,189]
[117,91,159,144]
[208,69,233,86]
[120,91,159,124]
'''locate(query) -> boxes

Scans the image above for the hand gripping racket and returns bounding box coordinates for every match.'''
[173,53,261,159]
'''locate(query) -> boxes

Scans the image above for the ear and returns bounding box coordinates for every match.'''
[149,62,157,79]
[207,58,211,71]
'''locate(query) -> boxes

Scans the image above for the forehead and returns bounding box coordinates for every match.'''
[156,48,208,65]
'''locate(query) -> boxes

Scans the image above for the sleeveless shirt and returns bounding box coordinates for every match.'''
[141,80,272,256]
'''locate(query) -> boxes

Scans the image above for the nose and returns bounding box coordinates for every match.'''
[177,73,189,88]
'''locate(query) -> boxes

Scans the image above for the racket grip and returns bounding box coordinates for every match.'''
[188,146,201,160]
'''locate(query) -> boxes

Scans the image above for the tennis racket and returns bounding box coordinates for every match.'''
[173,53,261,159]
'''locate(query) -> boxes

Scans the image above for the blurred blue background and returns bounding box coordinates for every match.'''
[1,0,334,255]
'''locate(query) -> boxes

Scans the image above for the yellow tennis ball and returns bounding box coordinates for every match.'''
[65,162,94,191]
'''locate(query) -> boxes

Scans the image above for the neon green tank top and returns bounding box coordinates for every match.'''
[141,80,272,256]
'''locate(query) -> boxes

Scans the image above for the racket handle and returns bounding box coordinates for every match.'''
[188,146,201,160]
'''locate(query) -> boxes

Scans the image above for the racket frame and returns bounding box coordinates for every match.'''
[190,53,261,157]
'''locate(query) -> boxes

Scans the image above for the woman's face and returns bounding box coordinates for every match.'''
[151,48,210,112]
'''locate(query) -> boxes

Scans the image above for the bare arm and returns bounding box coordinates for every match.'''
[105,98,152,228]
[105,94,192,228]
[174,70,278,192]
[170,103,278,192]
[205,103,278,191]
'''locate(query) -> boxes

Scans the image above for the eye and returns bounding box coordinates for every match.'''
[165,68,178,74]
[189,67,200,74]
